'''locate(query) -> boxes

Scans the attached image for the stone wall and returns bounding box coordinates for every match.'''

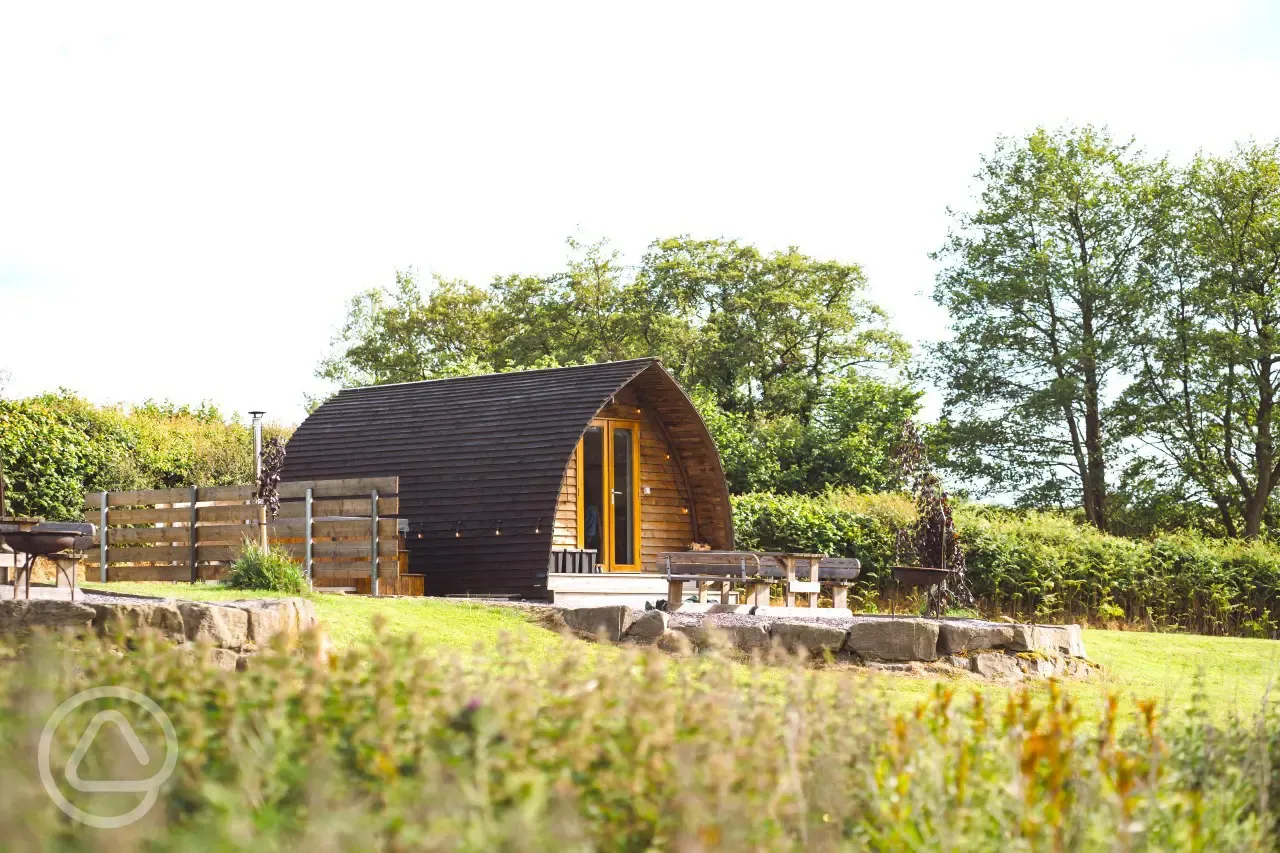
[0,597,320,671]
[556,606,1095,682]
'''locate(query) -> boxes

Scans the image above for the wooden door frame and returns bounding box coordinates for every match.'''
[575,418,643,571]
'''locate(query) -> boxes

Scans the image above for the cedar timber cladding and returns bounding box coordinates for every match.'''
[281,359,733,599]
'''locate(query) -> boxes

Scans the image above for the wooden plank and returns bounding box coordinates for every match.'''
[311,564,374,576]
[275,497,398,518]
[86,487,192,509]
[190,519,399,544]
[196,504,261,523]
[311,518,399,539]
[107,546,191,563]
[186,523,261,544]
[278,477,398,500]
[197,484,256,502]
[105,565,230,582]
[313,540,396,559]
[106,528,193,546]
[102,507,191,525]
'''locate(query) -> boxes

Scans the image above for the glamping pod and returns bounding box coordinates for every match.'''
[282,359,733,599]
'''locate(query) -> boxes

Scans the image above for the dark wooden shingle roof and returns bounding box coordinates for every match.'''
[283,358,706,597]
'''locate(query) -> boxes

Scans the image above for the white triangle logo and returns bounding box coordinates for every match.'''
[64,710,154,793]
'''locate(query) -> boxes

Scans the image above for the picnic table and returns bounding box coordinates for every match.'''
[662,550,861,610]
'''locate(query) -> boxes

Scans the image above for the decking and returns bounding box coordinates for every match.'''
[548,572,688,609]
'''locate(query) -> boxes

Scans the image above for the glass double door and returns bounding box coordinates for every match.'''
[578,419,641,571]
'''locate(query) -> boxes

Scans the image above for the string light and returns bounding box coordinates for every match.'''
[534,517,542,535]
[454,521,462,539]
[495,520,503,536]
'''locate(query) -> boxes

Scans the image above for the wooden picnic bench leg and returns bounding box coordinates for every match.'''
[667,579,684,607]
[720,580,735,605]
[784,557,797,608]
[697,581,711,604]
[747,581,771,608]
[832,584,848,610]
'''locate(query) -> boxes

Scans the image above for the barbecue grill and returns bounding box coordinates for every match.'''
[0,456,95,599]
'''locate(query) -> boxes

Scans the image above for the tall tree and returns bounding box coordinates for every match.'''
[1121,142,1280,537]
[932,126,1172,530]
[317,270,494,387]
[315,236,914,495]
[635,237,907,422]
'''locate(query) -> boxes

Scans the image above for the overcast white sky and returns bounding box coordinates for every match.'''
[2,1,1278,424]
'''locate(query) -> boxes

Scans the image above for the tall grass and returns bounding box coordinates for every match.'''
[1,626,1277,850]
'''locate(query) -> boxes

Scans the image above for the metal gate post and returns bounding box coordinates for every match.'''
[188,486,199,583]
[99,492,108,583]
[304,488,314,589]
[370,489,379,597]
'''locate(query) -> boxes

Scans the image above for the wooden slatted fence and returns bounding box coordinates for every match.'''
[83,477,405,595]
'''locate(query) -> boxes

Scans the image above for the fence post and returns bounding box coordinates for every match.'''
[370,488,379,597]
[99,492,108,583]
[304,488,314,590]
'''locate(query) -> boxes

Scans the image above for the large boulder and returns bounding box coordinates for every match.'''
[0,600,96,635]
[770,621,848,654]
[180,643,240,671]
[177,601,249,650]
[91,601,186,643]
[937,620,1017,655]
[622,609,669,643]
[721,624,771,653]
[1012,625,1088,658]
[844,618,940,662]
[656,629,694,655]
[558,605,638,642]
[971,652,1023,680]
[224,598,318,645]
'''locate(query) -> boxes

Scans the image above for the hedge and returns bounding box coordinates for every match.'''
[0,394,290,521]
[732,491,1280,637]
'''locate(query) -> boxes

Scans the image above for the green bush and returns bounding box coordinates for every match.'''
[227,541,308,594]
[732,491,1280,635]
[1,628,1275,849]
[0,394,291,521]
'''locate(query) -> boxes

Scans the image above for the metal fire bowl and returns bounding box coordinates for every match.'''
[891,566,958,589]
[0,522,94,556]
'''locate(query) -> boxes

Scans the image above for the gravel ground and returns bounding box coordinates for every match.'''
[668,611,861,630]
[79,589,165,605]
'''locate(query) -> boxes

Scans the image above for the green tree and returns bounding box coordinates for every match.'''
[636,237,907,422]
[1121,142,1280,537]
[315,236,914,495]
[932,126,1173,530]
[317,270,495,387]
[489,238,636,369]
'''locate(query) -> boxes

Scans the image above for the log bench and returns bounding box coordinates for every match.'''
[662,551,768,608]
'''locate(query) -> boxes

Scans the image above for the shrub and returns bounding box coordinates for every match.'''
[227,541,308,594]
[733,491,1280,636]
[0,393,291,521]
[1,628,1276,849]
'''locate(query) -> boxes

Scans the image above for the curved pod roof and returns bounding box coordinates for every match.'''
[282,358,733,598]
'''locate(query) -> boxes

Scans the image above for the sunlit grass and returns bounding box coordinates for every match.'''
[85,582,1280,724]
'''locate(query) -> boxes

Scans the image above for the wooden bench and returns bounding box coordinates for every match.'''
[815,557,861,609]
[662,551,770,608]
[758,556,862,609]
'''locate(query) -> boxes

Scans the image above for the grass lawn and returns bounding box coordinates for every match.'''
[82,582,572,663]
[84,582,1280,721]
